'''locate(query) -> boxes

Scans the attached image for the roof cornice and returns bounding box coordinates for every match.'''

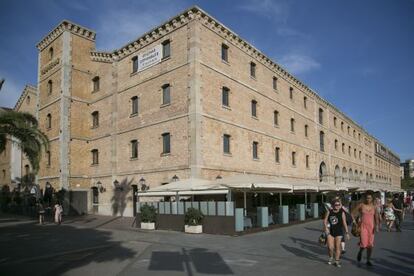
[36,20,96,51]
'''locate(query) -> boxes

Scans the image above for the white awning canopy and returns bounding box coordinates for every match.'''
[216,174,293,191]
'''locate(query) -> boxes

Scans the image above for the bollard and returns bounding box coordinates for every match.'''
[279,205,289,224]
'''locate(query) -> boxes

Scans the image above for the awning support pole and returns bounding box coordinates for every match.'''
[243,191,247,216]
[279,193,282,206]
[305,189,308,206]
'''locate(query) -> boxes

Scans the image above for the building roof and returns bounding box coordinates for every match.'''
[13,85,37,111]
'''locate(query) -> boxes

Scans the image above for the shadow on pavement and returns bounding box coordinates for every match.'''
[149,247,233,275]
[0,220,135,275]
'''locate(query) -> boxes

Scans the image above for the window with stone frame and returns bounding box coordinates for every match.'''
[162,84,171,105]
[162,39,170,59]
[251,100,257,117]
[131,96,138,115]
[274,110,279,126]
[272,76,278,90]
[252,141,259,159]
[132,56,138,73]
[91,111,99,128]
[91,149,99,165]
[131,140,138,159]
[223,134,231,154]
[275,147,280,163]
[250,62,256,78]
[162,132,171,154]
[222,87,230,107]
[46,113,52,129]
[47,80,52,95]
[92,76,100,92]
[221,44,229,62]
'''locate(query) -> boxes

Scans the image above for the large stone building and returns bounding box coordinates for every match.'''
[401,159,414,179]
[2,6,401,216]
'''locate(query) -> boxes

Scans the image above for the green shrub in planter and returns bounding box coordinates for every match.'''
[184,207,204,226]
[140,204,157,223]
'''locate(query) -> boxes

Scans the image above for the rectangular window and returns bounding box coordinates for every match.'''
[292,151,296,166]
[223,134,231,154]
[303,96,307,108]
[162,133,171,154]
[251,100,257,117]
[305,125,308,137]
[319,108,324,125]
[221,44,228,62]
[290,118,295,132]
[289,87,293,100]
[131,96,138,115]
[253,141,258,159]
[275,147,280,163]
[272,77,277,90]
[222,87,229,107]
[162,40,170,59]
[306,155,309,168]
[92,149,99,165]
[250,62,256,78]
[92,111,99,128]
[131,140,138,159]
[162,84,171,105]
[132,56,138,73]
[334,117,337,127]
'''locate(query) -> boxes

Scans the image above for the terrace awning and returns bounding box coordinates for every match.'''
[216,174,293,191]
[137,177,228,197]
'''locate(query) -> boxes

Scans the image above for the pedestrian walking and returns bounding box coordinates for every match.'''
[54,202,63,225]
[324,199,350,267]
[392,194,403,232]
[384,198,400,232]
[352,191,379,267]
[38,201,45,225]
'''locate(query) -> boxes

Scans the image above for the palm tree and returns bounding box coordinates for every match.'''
[0,110,49,172]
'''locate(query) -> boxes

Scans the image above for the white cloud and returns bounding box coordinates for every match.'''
[279,53,320,74]
[239,0,290,22]
[94,3,184,51]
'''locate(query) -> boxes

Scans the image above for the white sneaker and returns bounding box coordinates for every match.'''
[328,258,334,265]
[335,260,342,268]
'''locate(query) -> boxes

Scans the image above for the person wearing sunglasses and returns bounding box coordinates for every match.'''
[324,199,350,267]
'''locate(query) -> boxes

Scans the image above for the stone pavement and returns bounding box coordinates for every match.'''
[0,213,413,276]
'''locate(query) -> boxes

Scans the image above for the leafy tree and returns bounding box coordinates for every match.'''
[0,110,49,172]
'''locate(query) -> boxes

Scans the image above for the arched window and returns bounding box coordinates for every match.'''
[251,100,257,117]
[290,118,295,132]
[91,149,99,165]
[334,165,341,184]
[46,113,52,129]
[24,164,30,175]
[91,111,99,128]
[333,117,337,127]
[334,139,338,150]
[275,147,280,163]
[304,124,308,137]
[349,168,354,182]
[162,83,171,105]
[274,110,279,126]
[49,47,54,60]
[47,80,52,95]
[303,96,307,108]
[46,151,51,166]
[342,167,348,182]
[289,87,293,100]
[318,108,324,124]
[319,131,325,152]
[342,143,345,153]
[341,121,344,131]
[92,76,100,92]
[26,96,31,104]
[319,162,327,182]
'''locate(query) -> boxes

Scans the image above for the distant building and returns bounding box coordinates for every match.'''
[401,159,414,179]
[400,166,405,179]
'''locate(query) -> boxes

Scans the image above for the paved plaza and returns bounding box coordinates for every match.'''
[0,214,413,276]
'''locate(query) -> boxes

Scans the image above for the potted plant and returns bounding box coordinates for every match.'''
[140,204,156,230]
[184,207,204,233]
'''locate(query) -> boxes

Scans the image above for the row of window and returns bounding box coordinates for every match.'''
[333,139,363,160]
[90,133,171,165]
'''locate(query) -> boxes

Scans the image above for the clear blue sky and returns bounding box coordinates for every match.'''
[0,0,413,161]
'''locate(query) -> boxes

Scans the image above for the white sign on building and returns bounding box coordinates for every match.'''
[138,45,162,72]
